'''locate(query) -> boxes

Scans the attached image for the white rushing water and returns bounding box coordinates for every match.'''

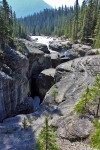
[31,36,53,45]
[31,36,57,53]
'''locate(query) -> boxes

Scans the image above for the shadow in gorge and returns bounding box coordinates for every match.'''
[30,77,38,98]
[30,77,42,111]
[1,115,38,150]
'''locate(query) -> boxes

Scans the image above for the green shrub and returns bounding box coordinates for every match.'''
[51,90,58,102]
[22,118,29,129]
[74,87,91,115]
[74,74,100,117]
[90,119,100,150]
[74,99,86,115]
[93,119,100,129]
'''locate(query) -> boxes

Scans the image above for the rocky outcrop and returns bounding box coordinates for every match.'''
[16,38,52,98]
[42,55,100,149]
[49,43,63,52]
[38,43,50,54]
[72,44,92,57]
[44,55,100,107]
[0,46,29,122]
[50,52,60,68]
[21,39,50,54]
[27,49,51,77]
[0,40,52,121]
[36,68,56,99]
[22,40,52,97]
[0,54,99,150]
[86,48,100,55]
[54,115,94,141]
[49,39,72,52]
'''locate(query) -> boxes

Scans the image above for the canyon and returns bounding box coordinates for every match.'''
[0,36,100,150]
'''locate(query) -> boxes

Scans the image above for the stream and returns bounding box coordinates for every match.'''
[30,36,72,110]
[31,36,54,111]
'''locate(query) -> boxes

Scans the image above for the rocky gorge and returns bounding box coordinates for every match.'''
[0,36,100,150]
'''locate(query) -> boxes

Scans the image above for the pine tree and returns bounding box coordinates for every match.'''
[78,0,87,39]
[36,118,60,150]
[94,9,100,48]
[81,0,94,41]
[18,0,100,47]
[71,0,79,42]
[0,10,5,47]
[74,87,91,115]
[0,0,14,47]
[75,74,100,117]
[91,74,100,117]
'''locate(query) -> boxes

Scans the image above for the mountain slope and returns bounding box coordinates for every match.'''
[7,0,53,18]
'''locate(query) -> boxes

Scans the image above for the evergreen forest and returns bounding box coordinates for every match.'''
[0,0,27,48]
[20,0,100,47]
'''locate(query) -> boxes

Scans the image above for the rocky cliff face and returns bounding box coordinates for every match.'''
[45,55,100,106]
[23,40,52,98]
[0,46,29,122]
[0,54,99,150]
[36,68,56,99]
[0,40,52,121]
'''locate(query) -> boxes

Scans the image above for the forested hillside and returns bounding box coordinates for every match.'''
[0,0,27,48]
[21,0,100,47]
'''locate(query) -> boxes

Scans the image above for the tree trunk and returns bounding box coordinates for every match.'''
[45,118,48,150]
[96,98,100,118]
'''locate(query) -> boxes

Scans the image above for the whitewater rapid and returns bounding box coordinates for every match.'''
[31,36,57,53]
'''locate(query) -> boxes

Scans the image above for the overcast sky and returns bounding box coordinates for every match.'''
[43,0,83,8]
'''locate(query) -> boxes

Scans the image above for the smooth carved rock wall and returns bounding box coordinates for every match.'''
[0,47,29,122]
[44,55,100,107]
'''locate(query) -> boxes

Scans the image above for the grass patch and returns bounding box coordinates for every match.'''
[74,99,86,115]
[91,128,100,150]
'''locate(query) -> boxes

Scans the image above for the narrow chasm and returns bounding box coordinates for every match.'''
[30,77,38,98]
[30,76,41,111]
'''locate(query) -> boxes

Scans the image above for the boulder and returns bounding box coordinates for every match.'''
[86,48,100,55]
[49,40,72,52]
[38,43,50,54]
[55,116,94,141]
[36,68,56,99]
[60,49,78,62]
[49,43,62,52]
[21,39,50,54]
[50,52,60,68]
[72,44,92,57]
